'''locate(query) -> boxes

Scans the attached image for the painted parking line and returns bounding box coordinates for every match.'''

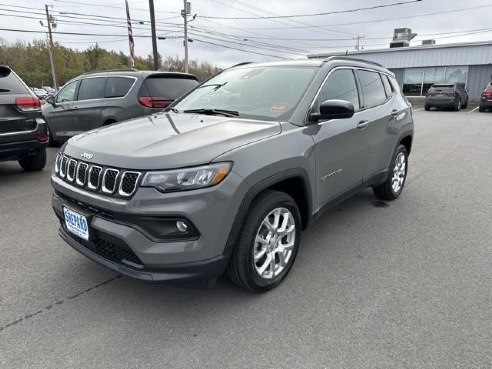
[413,108,424,111]
[468,107,479,113]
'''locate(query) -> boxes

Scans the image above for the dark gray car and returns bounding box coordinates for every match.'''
[51,58,414,292]
[42,69,198,144]
[425,83,469,111]
[0,65,48,171]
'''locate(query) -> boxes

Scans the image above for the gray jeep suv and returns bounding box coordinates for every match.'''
[51,58,414,292]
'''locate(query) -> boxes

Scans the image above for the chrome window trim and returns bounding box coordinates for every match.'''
[87,165,102,190]
[101,168,120,194]
[118,171,142,197]
[76,162,89,186]
[66,159,77,182]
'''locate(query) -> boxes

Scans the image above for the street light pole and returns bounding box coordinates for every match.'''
[45,4,58,90]
[149,0,159,70]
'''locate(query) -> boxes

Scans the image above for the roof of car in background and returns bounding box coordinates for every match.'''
[76,69,198,80]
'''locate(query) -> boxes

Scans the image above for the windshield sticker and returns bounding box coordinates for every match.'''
[270,104,285,113]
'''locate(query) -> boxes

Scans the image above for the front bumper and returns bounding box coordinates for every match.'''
[52,169,248,282]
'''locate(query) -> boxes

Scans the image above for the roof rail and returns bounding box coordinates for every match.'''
[322,56,383,68]
[80,68,139,75]
[229,62,253,68]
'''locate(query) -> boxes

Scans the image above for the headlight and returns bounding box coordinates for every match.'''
[141,162,232,192]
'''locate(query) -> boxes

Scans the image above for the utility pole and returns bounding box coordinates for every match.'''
[45,4,58,90]
[149,0,159,70]
[182,1,190,73]
[354,35,365,51]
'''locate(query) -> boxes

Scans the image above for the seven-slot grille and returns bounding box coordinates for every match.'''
[54,153,141,197]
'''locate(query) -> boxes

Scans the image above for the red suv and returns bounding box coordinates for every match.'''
[479,82,492,112]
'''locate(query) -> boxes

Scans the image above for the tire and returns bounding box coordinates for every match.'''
[479,106,486,112]
[454,100,461,111]
[424,105,430,111]
[18,149,47,172]
[227,190,301,292]
[462,101,468,109]
[47,126,58,147]
[373,145,408,201]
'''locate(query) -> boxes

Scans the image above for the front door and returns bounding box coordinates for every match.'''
[71,77,107,134]
[309,68,369,210]
[45,80,79,141]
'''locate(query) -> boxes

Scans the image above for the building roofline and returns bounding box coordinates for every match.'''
[307,40,492,59]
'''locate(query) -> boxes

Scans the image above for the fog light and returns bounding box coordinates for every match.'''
[176,221,188,233]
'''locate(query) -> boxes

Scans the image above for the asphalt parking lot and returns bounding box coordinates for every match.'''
[0,109,491,369]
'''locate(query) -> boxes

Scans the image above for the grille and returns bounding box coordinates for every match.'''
[55,155,141,198]
[88,166,102,190]
[94,238,143,266]
[119,172,141,196]
[67,159,77,182]
[60,156,68,178]
[102,169,119,193]
[76,162,89,186]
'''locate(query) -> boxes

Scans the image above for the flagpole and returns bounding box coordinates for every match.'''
[125,0,135,68]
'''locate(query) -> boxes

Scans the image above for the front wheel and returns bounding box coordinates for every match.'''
[373,145,408,201]
[227,190,301,292]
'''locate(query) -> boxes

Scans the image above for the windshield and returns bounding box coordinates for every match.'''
[173,66,318,121]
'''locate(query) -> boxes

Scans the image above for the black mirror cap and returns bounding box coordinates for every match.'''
[46,95,56,105]
[310,99,355,122]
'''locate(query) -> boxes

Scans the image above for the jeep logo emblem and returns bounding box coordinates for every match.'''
[81,152,94,160]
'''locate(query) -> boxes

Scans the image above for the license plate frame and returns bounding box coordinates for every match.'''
[63,207,89,241]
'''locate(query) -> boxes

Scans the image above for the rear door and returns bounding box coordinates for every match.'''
[355,70,399,182]
[138,74,198,111]
[0,67,41,142]
[71,77,107,133]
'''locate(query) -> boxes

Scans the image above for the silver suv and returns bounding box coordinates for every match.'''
[51,58,414,292]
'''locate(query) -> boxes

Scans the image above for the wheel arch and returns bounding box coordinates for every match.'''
[223,168,313,257]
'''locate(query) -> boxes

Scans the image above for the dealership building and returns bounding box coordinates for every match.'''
[308,39,492,100]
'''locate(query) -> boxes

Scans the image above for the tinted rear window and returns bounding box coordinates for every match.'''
[0,67,29,94]
[139,77,199,100]
[358,70,387,107]
[78,77,106,100]
[105,77,135,98]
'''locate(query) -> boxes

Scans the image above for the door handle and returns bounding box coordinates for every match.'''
[357,120,369,129]
[391,109,398,116]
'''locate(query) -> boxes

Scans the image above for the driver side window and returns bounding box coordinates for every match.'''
[56,80,79,103]
[317,69,360,109]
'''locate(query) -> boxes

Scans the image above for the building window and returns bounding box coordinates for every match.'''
[403,66,468,96]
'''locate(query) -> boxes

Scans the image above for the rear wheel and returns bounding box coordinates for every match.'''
[373,145,408,201]
[227,190,301,292]
[18,149,46,172]
[479,106,486,112]
[424,105,430,111]
[454,100,461,111]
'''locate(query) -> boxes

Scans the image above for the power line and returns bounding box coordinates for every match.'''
[192,38,287,59]
[197,0,422,20]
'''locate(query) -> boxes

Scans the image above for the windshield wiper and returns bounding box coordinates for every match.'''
[197,82,227,91]
[183,108,239,117]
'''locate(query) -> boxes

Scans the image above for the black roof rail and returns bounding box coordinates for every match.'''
[80,68,139,75]
[322,56,383,68]
[229,62,253,68]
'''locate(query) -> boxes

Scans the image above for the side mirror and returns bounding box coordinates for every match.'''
[46,95,56,106]
[309,99,355,122]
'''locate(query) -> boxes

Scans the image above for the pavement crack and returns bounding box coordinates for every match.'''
[0,275,121,333]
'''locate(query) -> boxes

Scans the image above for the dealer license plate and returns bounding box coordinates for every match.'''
[63,207,89,240]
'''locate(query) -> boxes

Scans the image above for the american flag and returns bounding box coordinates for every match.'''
[125,0,135,67]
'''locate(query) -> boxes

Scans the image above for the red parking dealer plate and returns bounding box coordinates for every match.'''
[63,207,89,240]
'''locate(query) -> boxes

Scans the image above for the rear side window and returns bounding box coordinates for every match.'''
[78,77,106,100]
[0,67,29,95]
[139,77,199,100]
[358,70,387,108]
[105,77,135,98]
[381,74,393,97]
[317,69,360,109]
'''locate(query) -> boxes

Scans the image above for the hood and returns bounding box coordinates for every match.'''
[63,112,281,170]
